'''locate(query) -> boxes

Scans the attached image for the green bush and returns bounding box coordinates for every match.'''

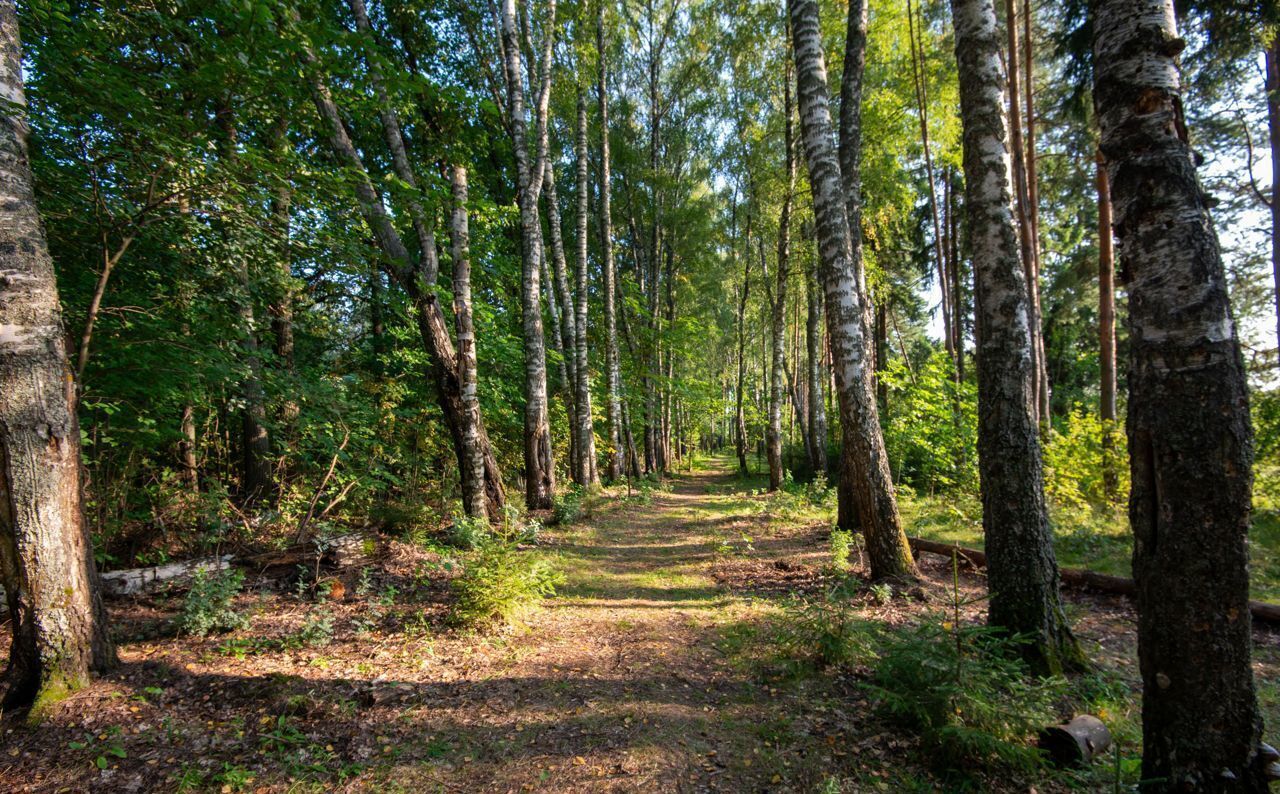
[830,529,854,571]
[179,568,249,637]
[448,514,491,550]
[865,620,1063,775]
[449,538,562,628]
[1043,406,1127,512]
[776,578,876,671]
[881,351,978,493]
[552,486,586,525]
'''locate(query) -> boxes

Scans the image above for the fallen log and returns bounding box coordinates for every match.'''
[100,554,233,597]
[94,533,372,599]
[906,536,1280,625]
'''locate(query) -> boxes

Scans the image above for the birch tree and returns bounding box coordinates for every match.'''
[598,1,624,482]
[0,0,115,713]
[500,0,557,509]
[950,0,1081,673]
[573,89,599,486]
[789,0,916,581]
[1095,0,1267,785]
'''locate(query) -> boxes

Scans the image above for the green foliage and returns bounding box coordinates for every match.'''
[1043,407,1128,512]
[448,514,492,550]
[865,620,1063,775]
[178,568,248,637]
[552,485,587,525]
[881,351,978,494]
[776,578,877,672]
[68,726,127,770]
[449,538,562,628]
[829,529,854,571]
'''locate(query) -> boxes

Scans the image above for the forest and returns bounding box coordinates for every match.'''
[0,0,1278,790]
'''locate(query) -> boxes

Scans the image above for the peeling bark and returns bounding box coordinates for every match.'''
[1094,0,1266,787]
[0,0,115,711]
[951,0,1081,673]
[790,0,915,580]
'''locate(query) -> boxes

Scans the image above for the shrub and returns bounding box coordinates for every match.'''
[449,538,562,628]
[179,568,249,636]
[1043,406,1128,512]
[448,514,491,550]
[776,578,876,671]
[830,529,854,571]
[552,486,586,525]
[865,620,1064,775]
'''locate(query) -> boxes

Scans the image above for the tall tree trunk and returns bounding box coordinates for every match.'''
[735,223,752,477]
[573,89,599,486]
[768,66,795,492]
[303,45,505,522]
[598,4,623,483]
[1267,38,1280,361]
[805,255,828,478]
[542,157,580,479]
[213,102,273,507]
[1094,1,1265,786]
[0,1,115,712]
[1096,151,1118,502]
[791,0,916,580]
[450,167,487,521]
[268,123,298,431]
[500,0,556,510]
[1003,0,1048,426]
[952,0,1081,673]
[906,0,953,366]
[948,168,966,381]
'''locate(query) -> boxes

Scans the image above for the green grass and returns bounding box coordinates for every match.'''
[899,490,1280,603]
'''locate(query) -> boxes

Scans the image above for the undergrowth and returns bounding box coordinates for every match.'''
[179,568,249,637]
[449,537,562,628]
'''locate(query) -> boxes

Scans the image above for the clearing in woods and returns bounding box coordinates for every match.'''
[5,455,1279,792]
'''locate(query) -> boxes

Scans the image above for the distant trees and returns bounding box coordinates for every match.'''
[1094,0,1267,786]
[0,0,114,711]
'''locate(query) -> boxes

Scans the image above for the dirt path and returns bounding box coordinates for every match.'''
[3,459,889,793]
[16,458,1276,792]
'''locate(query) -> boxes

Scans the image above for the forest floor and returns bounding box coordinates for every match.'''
[4,456,1280,793]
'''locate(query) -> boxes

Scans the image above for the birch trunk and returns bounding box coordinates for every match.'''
[951,0,1081,673]
[0,0,115,712]
[790,0,916,581]
[542,158,580,480]
[500,0,556,510]
[1094,0,1266,786]
[598,4,623,483]
[768,58,796,492]
[1096,151,1118,501]
[806,256,828,477]
[1267,39,1280,359]
[573,90,599,486]
[735,226,752,477]
[303,49,505,522]
[450,167,487,520]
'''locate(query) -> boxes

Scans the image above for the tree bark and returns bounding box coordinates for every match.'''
[1094,0,1266,787]
[500,0,556,510]
[951,0,1081,673]
[1267,38,1280,361]
[767,52,796,492]
[542,156,580,479]
[598,4,623,483]
[0,0,115,712]
[573,89,599,486]
[1096,151,1118,502]
[791,0,916,581]
[1002,0,1043,425]
[804,254,828,479]
[735,219,752,477]
[450,167,487,521]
